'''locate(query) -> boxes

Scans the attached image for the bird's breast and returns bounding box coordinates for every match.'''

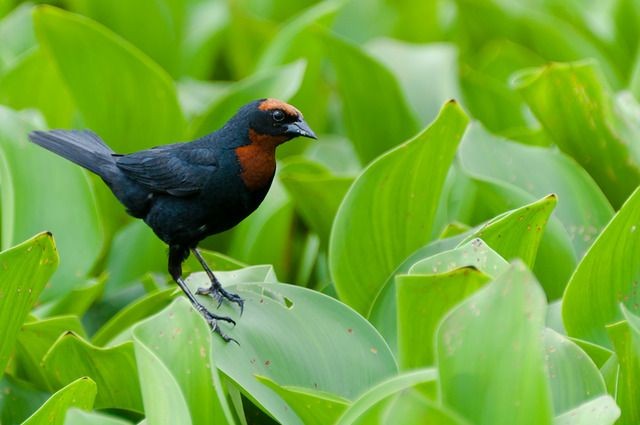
[234,132,284,191]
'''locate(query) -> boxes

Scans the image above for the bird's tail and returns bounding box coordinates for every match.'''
[28,130,117,178]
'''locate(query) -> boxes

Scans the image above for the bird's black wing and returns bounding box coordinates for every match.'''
[115,146,218,197]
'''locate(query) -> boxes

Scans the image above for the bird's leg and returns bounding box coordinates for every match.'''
[192,247,244,314]
[169,246,236,342]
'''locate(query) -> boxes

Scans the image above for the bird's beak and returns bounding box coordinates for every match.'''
[285,118,317,140]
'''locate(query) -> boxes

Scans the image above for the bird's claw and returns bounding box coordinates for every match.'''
[197,284,245,315]
[197,307,239,343]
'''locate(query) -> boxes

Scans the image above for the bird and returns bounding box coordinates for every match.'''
[28,98,317,341]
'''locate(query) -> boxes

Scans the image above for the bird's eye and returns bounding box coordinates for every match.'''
[272,110,285,122]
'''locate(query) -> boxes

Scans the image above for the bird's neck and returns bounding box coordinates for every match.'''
[234,129,287,191]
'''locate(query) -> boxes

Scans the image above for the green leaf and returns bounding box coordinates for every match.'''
[321,31,420,164]
[183,275,396,425]
[34,5,186,152]
[36,276,105,318]
[543,329,606,415]
[397,267,491,369]
[23,377,97,425]
[410,238,509,276]
[15,316,86,390]
[64,408,133,425]
[256,375,350,425]
[366,39,461,126]
[459,123,614,257]
[606,318,640,425]
[330,101,469,315]
[0,232,58,379]
[42,333,143,412]
[461,194,557,268]
[280,158,353,246]
[0,3,36,73]
[0,375,50,424]
[334,369,464,425]
[514,61,640,208]
[188,60,306,138]
[91,288,175,347]
[437,262,553,424]
[553,395,620,425]
[0,107,102,300]
[133,298,236,425]
[563,187,640,348]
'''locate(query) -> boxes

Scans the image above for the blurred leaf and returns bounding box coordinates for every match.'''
[188,60,306,138]
[36,276,105,318]
[334,369,464,425]
[183,274,397,425]
[397,267,491,369]
[367,39,461,125]
[42,333,143,412]
[0,232,57,379]
[280,158,353,246]
[34,5,186,152]
[133,298,236,425]
[15,316,86,389]
[553,395,620,425]
[228,180,295,281]
[330,101,469,315]
[332,0,393,43]
[91,288,175,347]
[322,31,420,164]
[23,377,96,425]
[0,107,102,300]
[460,123,614,258]
[606,317,640,425]
[0,3,36,72]
[571,339,613,370]
[437,262,552,424]
[543,329,606,415]
[563,187,640,348]
[257,375,350,425]
[0,375,50,424]
[514,61,640,208]
[103,221,167,297]
[65,408,133,425]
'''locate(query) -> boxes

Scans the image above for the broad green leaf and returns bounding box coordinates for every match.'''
[514,61,640,208]
[437,262,552,424]
[133,298,236,425]
[103,221,166,297]
[15,315,86,390]
[183,275,396,425]
[571,339,614,369]
[0,47,76,129]
[23,377,96,425]
[188,60,306,138]
[0,232,57,379]
[543,329,606,415]
[459,123,614,257]
[257,375,350,425]
[330,101,469,315]
[0,3,35,71]
[322,31,420,164]
[0,375,50,424]
[373,391,469,425]
[280,158,353,246]
[410,238,509,276]
[606,318,640,425]
[553,395,620,425]
[42,333,143,412]
[65,408,133,425]
[335,369,457,425]
[397,267,491,369]
[91,288,175,347]
[563,187,640,348]
[34,6,185,152]
[37,276,105,318]
[367,39,461,126]
[0,107,102,300]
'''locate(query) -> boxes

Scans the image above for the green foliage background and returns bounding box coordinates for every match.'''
[0,0,639,423]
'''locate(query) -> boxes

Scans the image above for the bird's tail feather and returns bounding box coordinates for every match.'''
[28,130,116,178]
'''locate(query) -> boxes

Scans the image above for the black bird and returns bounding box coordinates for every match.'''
[29,98,316,340]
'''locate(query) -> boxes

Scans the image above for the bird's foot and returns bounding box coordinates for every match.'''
[197,306,238,344]
[196,284,245,314]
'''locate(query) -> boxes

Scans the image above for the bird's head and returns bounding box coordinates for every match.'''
[243,98,317,146]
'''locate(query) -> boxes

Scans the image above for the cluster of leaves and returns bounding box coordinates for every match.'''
[1,0,640,424]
